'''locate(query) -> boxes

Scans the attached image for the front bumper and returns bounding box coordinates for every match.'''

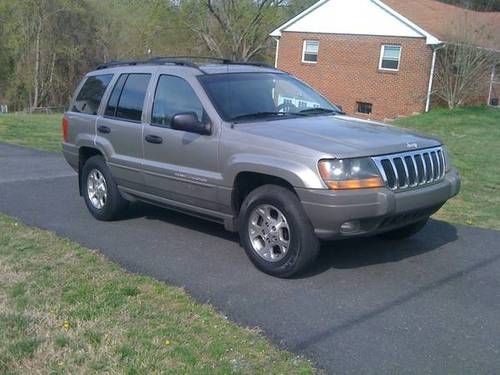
[297,168,460,240]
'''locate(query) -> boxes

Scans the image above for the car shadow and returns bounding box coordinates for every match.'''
[122,202,240,242]
[299,219,458,277]
[122,202,458,277]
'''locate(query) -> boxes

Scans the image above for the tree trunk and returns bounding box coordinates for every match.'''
[31,13,42,112]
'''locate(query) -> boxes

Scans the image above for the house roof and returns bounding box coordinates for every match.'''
[271,0,500,51]
[270,0,440,44]
[381,0,500,51]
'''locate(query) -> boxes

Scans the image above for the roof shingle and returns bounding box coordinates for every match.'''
[381,0,500,50]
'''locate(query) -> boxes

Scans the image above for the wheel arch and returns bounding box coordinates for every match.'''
[78,146,104,196]
[231,171,299,215]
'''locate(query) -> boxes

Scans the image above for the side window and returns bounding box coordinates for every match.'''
[151,75,204,127]
[104,74,127,117]
[105,73,151,122]
[72,74,113,115]
[379,45,401,71]
[302,40,319,63]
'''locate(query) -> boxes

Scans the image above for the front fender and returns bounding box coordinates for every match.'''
[223,153,325,189]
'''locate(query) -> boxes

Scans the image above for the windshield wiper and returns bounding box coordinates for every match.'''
[230,112,300,122]
[298,107,345,115]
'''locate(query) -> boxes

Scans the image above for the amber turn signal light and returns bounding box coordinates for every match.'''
[323,177,384,190]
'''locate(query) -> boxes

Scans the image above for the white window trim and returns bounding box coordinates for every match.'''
[302,40,319,64]
[378,44,402,71]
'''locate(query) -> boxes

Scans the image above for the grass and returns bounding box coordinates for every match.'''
[395,106,500,230]
[0,113,62,152]
[0,214,314,374]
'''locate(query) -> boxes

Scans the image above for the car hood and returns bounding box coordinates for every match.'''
[234,115,441,158]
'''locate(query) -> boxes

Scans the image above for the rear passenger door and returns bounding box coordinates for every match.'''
[67,74,113,145]
[142,74,220,211]
[95,73,152,190]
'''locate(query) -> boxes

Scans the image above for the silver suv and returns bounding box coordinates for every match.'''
[62,58,460,277]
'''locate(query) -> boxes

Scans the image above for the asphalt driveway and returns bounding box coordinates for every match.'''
[1,142,499,373]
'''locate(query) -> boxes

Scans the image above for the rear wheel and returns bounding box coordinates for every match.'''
[378,218,429,240]
[81,155,128,221]
[239,185,319,278]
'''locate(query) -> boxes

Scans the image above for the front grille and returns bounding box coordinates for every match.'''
[372,146,446,191]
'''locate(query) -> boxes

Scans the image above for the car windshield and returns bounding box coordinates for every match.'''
[198,72,341,122]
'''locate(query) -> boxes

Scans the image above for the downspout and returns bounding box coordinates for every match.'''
[487,63,495,106]
[274,37,280,68]
[425,44,445,113]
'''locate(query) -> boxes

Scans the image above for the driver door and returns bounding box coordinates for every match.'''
[141,74,220,211]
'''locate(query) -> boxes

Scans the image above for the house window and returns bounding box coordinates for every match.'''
[357,102,372,114]
[302,40,319,63]
[379,45,401,71]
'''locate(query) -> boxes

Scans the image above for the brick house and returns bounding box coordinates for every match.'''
[271,0,500,120]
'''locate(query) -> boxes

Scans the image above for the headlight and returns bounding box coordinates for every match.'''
[318,158,384,190]
[442,146,451,172]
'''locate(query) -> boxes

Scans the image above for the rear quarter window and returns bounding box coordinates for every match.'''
[72,74,113,115]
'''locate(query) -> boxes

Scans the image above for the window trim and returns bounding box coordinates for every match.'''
[302,40,319,64]
[378,44,402,72]
[149,74,208,129]
[103,73,152,124]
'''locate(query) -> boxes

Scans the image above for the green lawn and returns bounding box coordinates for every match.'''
[0,113,62,152]
[395,107,500,230]
[0,215,313,374]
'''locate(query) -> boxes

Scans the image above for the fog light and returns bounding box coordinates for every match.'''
[340,220,360,233]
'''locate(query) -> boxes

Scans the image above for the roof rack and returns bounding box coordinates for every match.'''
[227,61,274,69]
[95,56,276,71]
[95,57,199,70]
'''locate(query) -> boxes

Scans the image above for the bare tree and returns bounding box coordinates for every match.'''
[182,0,285,61]
[433,17,499,109]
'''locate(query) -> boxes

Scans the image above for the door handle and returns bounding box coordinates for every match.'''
[97,125,111,134]
[145,135,163,144]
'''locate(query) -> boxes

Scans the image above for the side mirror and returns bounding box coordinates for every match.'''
[171,112,211,135]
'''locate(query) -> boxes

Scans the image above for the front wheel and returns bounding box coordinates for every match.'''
[378,218,429,240]
[238,185,319,278]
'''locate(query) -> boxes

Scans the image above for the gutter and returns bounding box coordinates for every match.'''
[425,43,445,113]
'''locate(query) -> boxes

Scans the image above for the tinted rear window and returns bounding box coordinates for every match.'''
[104,74,127,117]
[72,74,113,115]
[105,73,151,122]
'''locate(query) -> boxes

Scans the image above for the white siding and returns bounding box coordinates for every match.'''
[271,0,432,40]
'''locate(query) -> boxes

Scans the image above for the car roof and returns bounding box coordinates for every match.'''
[87,58,282,77]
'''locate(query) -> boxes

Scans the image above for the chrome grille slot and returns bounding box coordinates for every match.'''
[430,151,439,179]
[423,153,432,182]
[372,147,446,191]
[393,158,407,187]
[404,156,417,186]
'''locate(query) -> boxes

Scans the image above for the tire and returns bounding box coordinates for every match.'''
[378,217,429,240]
[81,155,128,221]
[238,184,320,278]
